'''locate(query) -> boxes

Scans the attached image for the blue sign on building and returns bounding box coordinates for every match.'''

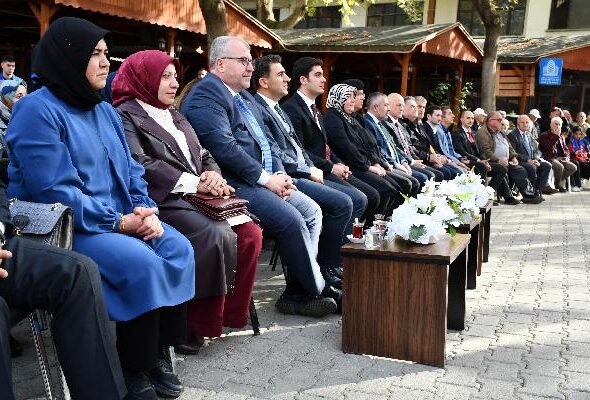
[538,58,563,86]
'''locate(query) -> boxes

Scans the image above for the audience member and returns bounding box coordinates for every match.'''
[422,105,463,178]
[528,109,542,139]
[281,57,381,225]
[568,125,590,189]
[539,116,578,192]
[0,55,25,87]
[575,111,590,136]
[476,111,542,204]
[6,18,196,400]
[341,78,366,127]
[252,55,366,253]
[180,38,340,318]
[384,93,436,186]
[364,92,419,195]
[436,106,468,171]
[323,84,401,219]
[452,110,506,196]
[507,115,553,197]
[0,80,27,148]
[472,107,486,132]
[112,50,263,355]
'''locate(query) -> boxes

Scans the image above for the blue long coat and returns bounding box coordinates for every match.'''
[5,87,195,321]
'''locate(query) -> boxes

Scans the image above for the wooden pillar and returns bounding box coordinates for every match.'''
[166,29,177,57]
[400,53,411,96]
[29,0,59,37]
[320,53,340,112]
[251,47,262,59]
[453,63,464,113]
[410,64,418,95]
[376,56,384,92]
[518,65,531,115]
[426,0,437,24]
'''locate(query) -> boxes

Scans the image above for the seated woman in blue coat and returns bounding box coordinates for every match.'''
[5,17,195,400]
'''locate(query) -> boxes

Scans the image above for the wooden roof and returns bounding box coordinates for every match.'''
[476,35,590,71]
[52,0,280,48]
[274,23,482,63]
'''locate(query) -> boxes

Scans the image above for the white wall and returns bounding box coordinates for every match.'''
[523,0,552,37]
[433,0,459,24]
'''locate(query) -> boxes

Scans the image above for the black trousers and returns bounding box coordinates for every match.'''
[351,169,403,217]
[116,302,187,372]
[473,161,507,194]
[507,164,535,197]
[0,237,126,400]
[423,165,445,181]
[520,160,551,194]
[326,174,380,222]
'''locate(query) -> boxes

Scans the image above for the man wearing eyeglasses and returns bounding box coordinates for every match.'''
[181,36,340,318]
[476,111,542,204]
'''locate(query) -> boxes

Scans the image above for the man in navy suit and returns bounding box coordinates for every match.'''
[181,36,339,317]
[363,92,419,196]
[422,105,463,178]
[251,55,367,284]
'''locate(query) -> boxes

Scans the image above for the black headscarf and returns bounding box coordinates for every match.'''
[32,17,112,110]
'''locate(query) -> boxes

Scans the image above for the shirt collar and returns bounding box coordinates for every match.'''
[257,92,277,109]
[296,90,316,109]
[223,82,238,97]
[367,112,380,125]
[388,115,399,124]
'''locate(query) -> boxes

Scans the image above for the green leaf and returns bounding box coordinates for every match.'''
[448,226,457,237]
[409,225,427,241]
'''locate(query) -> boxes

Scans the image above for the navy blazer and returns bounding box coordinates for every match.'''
[180,73,284,187]
[364,114,406,166]
[253,93,313,179]
[281,93,342,175]
[507,128,541,162]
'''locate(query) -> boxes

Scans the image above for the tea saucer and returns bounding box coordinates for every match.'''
[346,234,365,244]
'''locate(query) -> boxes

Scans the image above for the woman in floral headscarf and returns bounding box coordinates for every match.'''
[323,83,399,222]
[0,80,26,141]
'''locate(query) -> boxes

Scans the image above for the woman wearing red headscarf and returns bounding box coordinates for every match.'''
[112,50,262,354]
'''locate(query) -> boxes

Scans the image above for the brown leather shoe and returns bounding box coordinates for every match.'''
[174,336,205,355]
[543,187,559,195]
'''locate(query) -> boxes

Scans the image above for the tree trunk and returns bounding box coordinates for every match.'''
[199,0,228,46]
[256,0,308,29]
[473,0,502,112]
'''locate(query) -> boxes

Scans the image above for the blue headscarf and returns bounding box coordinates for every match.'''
[0,80,24,102]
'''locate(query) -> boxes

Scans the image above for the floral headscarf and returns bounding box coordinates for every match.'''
[326,83,356,123]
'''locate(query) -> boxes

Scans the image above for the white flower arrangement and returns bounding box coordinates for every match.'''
[387,172,494,245]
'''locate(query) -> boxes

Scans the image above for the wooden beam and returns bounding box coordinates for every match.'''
[426,0,436,24]
[400,53,412,97]
[519,65,530,115]
[29,0,59,37]
[410,64,418,95]
[166,29,176,57]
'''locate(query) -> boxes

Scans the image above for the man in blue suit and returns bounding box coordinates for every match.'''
[180,36,339,317]
[364,92,419,196]
[251,55,368,285]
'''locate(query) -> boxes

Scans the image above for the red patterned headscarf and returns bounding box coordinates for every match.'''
[111,50,179,109]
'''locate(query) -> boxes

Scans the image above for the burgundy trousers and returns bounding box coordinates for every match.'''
[187,221,262,338]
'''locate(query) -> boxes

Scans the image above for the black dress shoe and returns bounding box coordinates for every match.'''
[321,285,342,315]
[558,187,568,193]
[321,268,342,289]
[275,293,337,317]
[504,197,521,205]
[148,352,183,398]
[522,195,543,204]
[331,266,343,280]
[123,371,158,400]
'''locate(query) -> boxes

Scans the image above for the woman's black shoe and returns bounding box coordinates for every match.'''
[123,371,158,400]
[148,350,183,398]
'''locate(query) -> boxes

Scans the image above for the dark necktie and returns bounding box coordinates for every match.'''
[234,94,273,174]
[311,103,331,160]
[394,122,412,157]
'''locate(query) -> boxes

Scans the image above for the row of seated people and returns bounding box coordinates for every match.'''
[4,17,576,400]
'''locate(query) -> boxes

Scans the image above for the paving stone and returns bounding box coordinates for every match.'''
[563,356,590,373]
[438,365,479,388]
[388,387,436,400]
[524,356,565,377]
[486,346,527,364]
[518,373,566,399]
[528,344,566,360]
[483,361,522,382]
[562,372,590,392]
[433,382,480,399]
[476,377,521,399]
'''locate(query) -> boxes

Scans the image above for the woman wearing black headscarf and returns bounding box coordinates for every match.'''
[6,17,195,400]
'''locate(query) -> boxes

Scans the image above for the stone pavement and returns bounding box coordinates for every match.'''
[11,191,590,399]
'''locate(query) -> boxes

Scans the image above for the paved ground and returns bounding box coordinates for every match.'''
[12,191,590,399]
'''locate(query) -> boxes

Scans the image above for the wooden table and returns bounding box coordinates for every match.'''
[480,201,493,264]
[457,217,483,290]
[341,234,471,367]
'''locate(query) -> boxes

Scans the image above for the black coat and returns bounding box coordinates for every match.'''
[452,126,480,162]
[281,93,343,174]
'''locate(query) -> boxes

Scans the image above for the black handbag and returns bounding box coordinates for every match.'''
[9,199,74,250]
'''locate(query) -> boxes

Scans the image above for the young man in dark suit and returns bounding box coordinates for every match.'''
[181,37,339,317]
[281,56,382,220]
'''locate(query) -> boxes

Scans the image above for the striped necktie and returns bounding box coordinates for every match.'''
[234,94,273,173]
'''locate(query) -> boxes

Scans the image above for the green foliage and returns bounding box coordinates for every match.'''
[305,0,424,26]
[409,225,427,241]
[428,80,474,110]
[458,81,474,112]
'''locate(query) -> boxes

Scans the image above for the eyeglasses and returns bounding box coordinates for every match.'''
[221,57,253,67]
